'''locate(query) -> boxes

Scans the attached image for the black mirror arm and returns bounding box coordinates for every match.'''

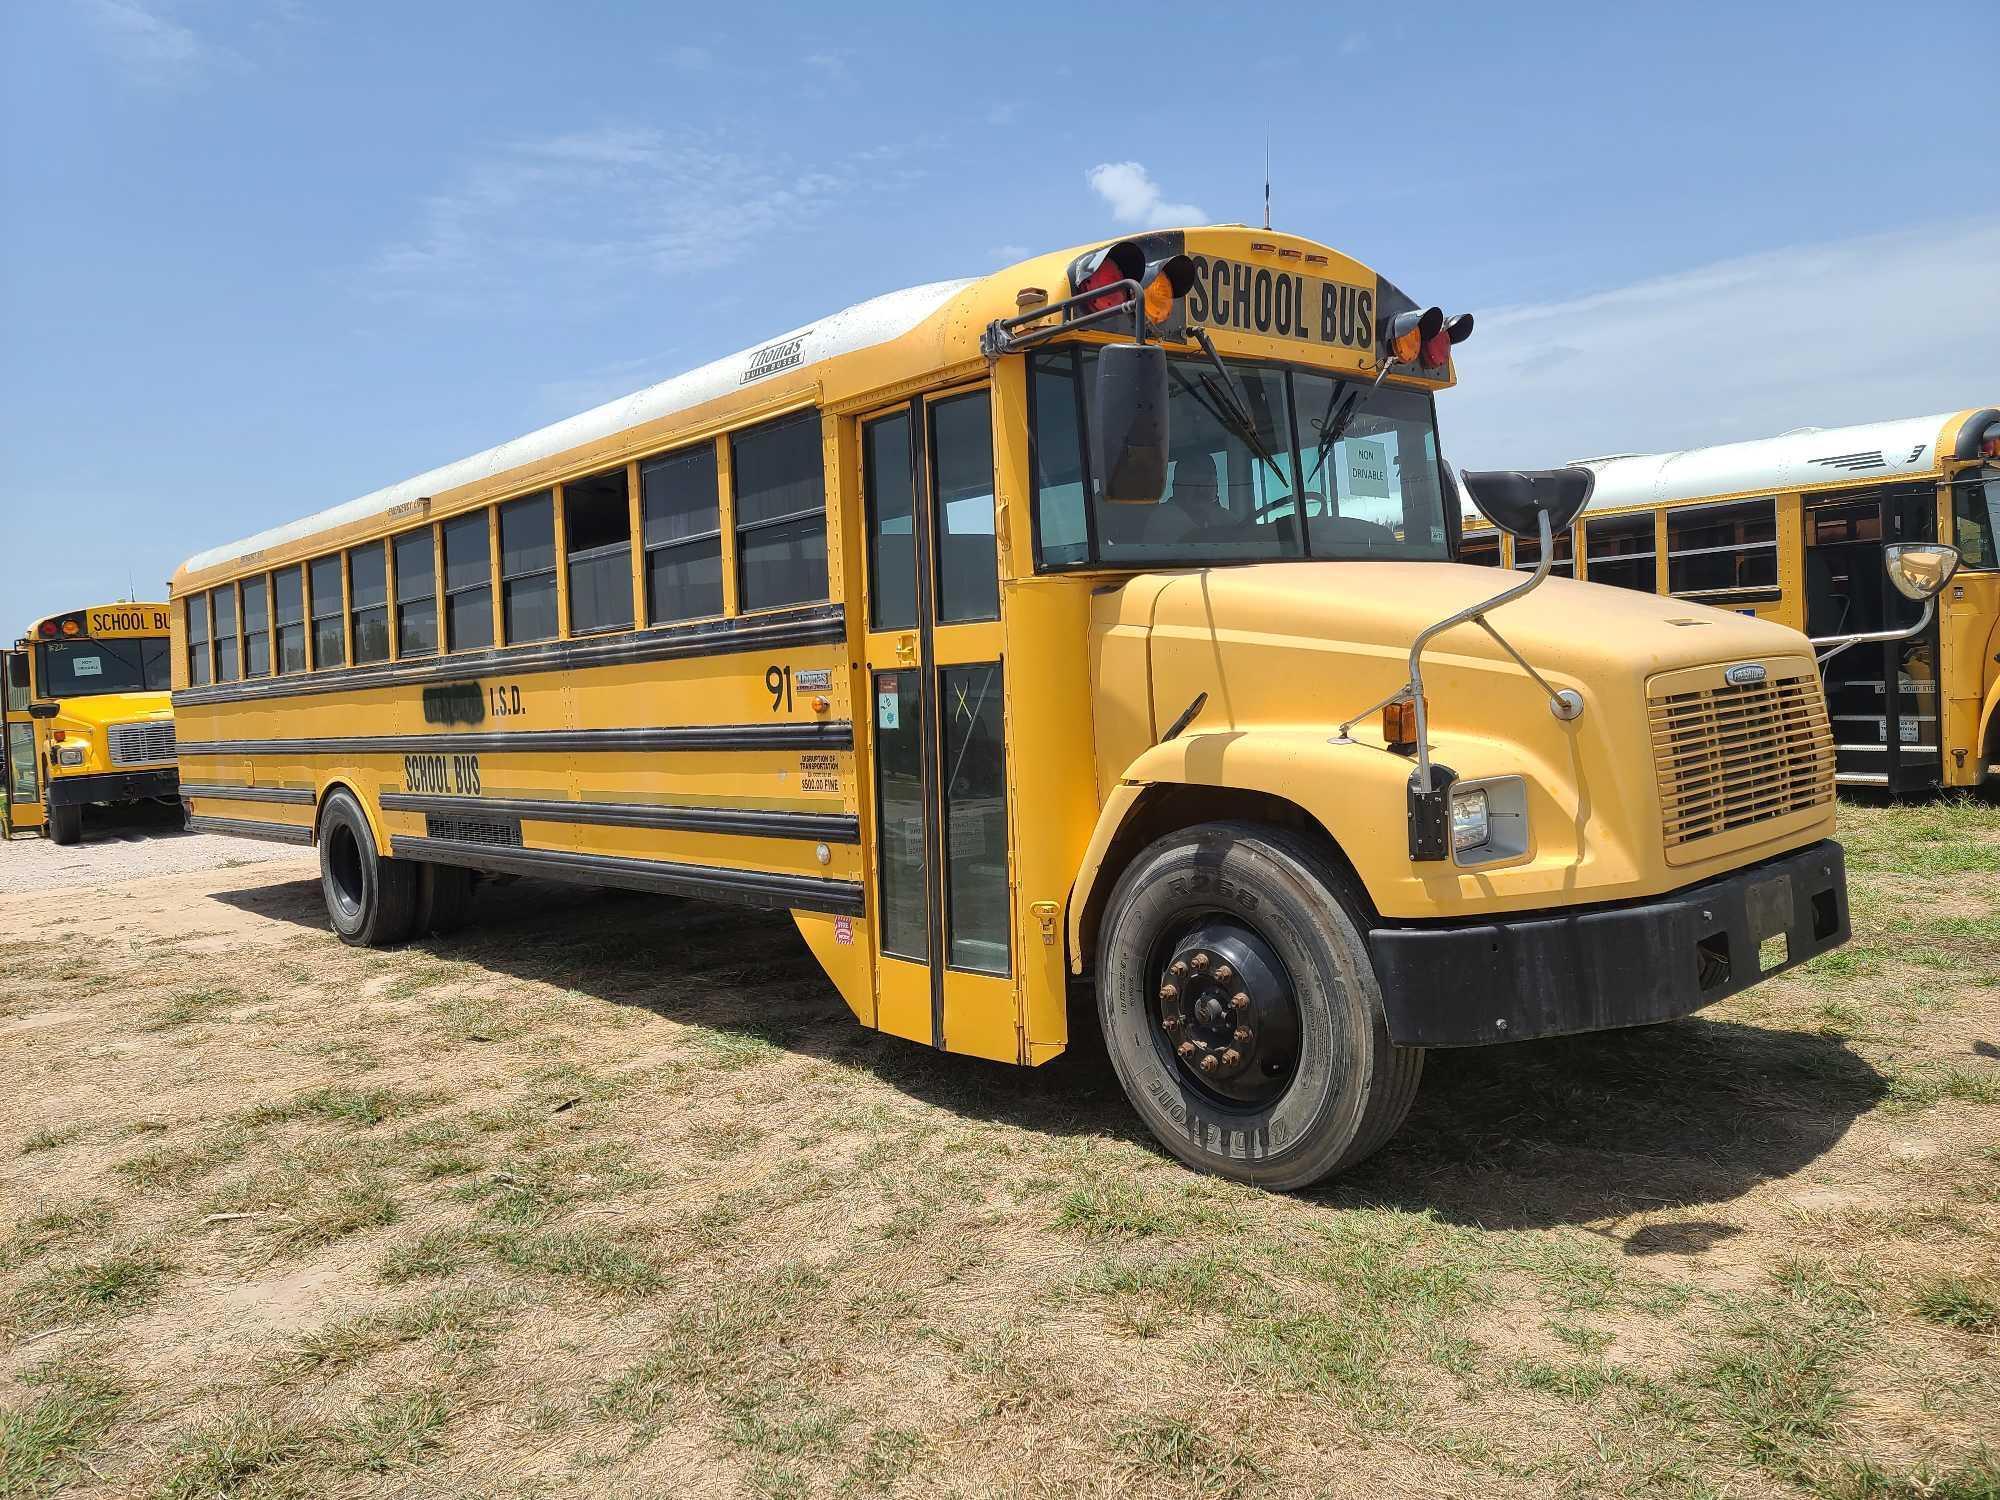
[1336,507,1583,794]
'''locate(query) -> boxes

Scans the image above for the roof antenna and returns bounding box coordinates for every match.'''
[1262,139,1271,230]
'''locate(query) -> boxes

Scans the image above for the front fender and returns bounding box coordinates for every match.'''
[1066,724,1670,967]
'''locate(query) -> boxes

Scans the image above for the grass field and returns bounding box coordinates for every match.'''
[2,798,1997,1498]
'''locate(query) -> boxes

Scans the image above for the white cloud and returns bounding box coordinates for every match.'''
[1086,161,1205,229]
[1443,218,2000,474]
[75,0,215,86]
[372,127,915,313]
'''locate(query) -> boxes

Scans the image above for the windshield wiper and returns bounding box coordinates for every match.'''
[1183,328,1291,488]
[1307,383,1363,485]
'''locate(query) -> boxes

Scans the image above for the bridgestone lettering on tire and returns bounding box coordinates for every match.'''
[1095,821,1423,1190]
[317,789,417,947]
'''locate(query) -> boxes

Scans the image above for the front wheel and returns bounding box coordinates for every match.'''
[47,803,82,846]
[1095,821,1422,1190]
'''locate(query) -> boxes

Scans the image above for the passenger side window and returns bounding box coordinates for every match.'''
[349,542,390,665]
[241,576,270,677]
[212,583,239,682]
[642,445,724,624]
[1585,515,1658,592]
[393,528,437,658]
[442,512,494,651]
[185,594,211,686]
[1030,350,1092,567]
[273,566,306,673]
[864,412,917,632]
[564,468,633,635]
[309,554,345,669]
[1667,498,1778,600]
[733,413,826,611]
[500,493,558,643]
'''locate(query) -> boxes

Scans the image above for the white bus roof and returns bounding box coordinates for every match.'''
[1576,410,1963,513]
[181,278,974,577]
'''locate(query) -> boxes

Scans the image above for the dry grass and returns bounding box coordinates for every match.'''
[0,798,1997,1497]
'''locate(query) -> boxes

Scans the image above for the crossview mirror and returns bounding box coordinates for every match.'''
[29,702,57,719]
[1094,342,1169,504]
[1884,543,1959,601]
[1458,467,1594,541]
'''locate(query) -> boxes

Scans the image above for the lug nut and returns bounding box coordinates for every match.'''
[1214,964,1233,983]
[1162,1015,1180,1031]
[1231,992,1250,1010]
[1191,952,1210,970]
[1159,982,1178,1002]
[1200,1054,1219,1073]
[1233,1026,1252,1044]
[1170,960,1188,978]
[1177,1040,1196,1057]
[1221,1048,1242,1067]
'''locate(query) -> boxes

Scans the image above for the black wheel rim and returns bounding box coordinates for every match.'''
[327,823,364,920]
[1145,916,1301,1109]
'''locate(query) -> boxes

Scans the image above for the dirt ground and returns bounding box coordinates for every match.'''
[0,804,296,896]
[2,799,1996,1499]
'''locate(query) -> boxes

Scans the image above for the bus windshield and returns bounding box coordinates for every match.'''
[35,638,172,698]
[1031,347,1449,569]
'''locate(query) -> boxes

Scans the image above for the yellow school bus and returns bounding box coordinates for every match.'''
[1463,409,2000,792]
[3,604,179,844]
[172,227,1864,1188]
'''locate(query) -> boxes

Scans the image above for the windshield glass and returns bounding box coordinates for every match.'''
[1030,347,1449,569]
[35,638,171,698]
[1952,467,2000,570]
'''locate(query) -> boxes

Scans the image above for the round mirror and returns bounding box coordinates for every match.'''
[1457,467,1595,541]
[1883,543,1960,601]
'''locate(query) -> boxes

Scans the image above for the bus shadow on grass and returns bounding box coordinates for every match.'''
[209,873,1887,1235]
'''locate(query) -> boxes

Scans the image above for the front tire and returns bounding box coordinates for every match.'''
[317,789,417,947]
[1095,821,1422,1190]
[47,803,82,846]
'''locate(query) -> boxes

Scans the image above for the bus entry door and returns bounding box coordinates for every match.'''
[858,386,1018,1062]
[2,650,46,836]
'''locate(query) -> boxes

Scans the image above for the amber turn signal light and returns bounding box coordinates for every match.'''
[1383,696,1425,751]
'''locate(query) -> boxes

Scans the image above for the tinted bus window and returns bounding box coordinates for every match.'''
[442,512,494,651]
[393,528,437,658]
[273,566,305,673]
[185,593,211,685]
[212,582,239,682]
[242,575,270,677]
[564,468,633,635]
[642,445,723,624]
[309,554,345,668]
[733,413,826,611]
[500,493,557,643]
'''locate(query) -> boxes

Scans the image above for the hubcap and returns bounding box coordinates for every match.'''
[1152,920,1299,1106]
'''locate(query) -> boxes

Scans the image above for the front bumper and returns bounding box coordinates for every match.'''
[45,767,179,809]
[1367,840,1848,1047]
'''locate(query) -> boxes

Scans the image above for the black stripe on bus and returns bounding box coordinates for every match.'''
[188,814,315,845]
[389,835,866,915]
[181,783,316,805]
[171,602,845,709]
[379,793,858,844]
[177,722,853,756]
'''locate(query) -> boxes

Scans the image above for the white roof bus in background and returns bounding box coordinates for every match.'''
[1463,409,2000,792]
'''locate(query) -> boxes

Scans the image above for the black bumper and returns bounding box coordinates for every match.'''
[1367,840,1848,1048]
[45,768,179,809]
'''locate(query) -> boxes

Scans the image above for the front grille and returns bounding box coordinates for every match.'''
[425,814,522,848]
[109,721,176,766]
[1649,662,1834,858]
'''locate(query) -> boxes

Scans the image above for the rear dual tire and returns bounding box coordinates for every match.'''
[318,790,478,945]
[1096,821,1423,1191]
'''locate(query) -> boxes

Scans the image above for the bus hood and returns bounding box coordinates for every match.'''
[1134,561,1805,696]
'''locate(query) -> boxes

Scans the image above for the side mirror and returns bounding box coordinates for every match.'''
[1884,543,1959,601]
[1094,342,1169,504]
[1458,466,1594,541]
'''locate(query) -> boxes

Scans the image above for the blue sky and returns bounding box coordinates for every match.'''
[3,0,1994,626]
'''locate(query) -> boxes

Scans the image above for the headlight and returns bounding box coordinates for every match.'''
[54,745,86,767]
[1449,788,1490,853]
[1450,776,1530,867]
